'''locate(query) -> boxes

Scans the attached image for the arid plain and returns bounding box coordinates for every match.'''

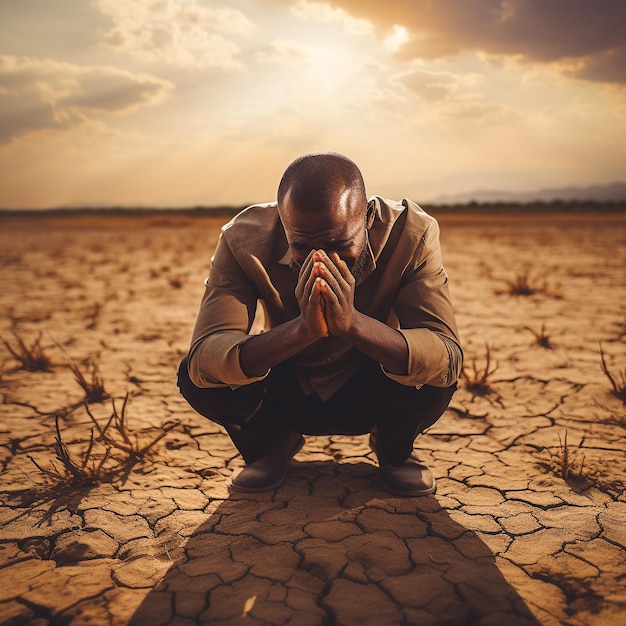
[0,208,625,626]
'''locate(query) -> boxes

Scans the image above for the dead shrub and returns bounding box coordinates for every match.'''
[524,323,553,349]
[496,271,560,298]
[539,428,624,499]
[68,359,109,403]
[28,394,180,487]
[2,331,53,372]
[461,343,498,396]
[541,429,586,481]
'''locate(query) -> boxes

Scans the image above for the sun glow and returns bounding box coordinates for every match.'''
[309,44,352,93]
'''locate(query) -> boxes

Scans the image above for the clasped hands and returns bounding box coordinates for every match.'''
[295,249,358,340]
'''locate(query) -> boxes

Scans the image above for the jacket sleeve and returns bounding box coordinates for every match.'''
[186,232,270,388]
[382,217,463,388]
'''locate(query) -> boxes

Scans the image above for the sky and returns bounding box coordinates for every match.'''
[0,0,625,209]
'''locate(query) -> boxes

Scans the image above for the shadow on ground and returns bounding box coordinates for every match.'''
[131,460,540,626]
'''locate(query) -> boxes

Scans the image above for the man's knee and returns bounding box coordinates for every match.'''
[372,381,457,466]
[176,356,195,397]
[416,382,457,421]
[176,356,264,427]
[377,374,456,417]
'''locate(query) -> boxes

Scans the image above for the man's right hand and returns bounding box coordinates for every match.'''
[295,250,328,339]
[241,250,329,377]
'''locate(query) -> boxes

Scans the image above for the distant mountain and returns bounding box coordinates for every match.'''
[433,182,626,204]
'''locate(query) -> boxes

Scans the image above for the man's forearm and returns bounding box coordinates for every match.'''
[337,312,409,375]
[241,311,408,379]
[239,316,321,377]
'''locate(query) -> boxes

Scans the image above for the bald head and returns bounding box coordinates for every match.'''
[277,152,367,218]
[277,152,371,277]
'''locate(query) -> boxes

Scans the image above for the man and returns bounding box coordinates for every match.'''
[177,152,462,496]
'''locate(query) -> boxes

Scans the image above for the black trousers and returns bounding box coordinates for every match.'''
[177,356,456,466]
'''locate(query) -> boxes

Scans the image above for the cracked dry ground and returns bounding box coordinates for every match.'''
[0,211,625,626]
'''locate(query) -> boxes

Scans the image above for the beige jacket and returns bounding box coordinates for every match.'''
[188,196,463,401]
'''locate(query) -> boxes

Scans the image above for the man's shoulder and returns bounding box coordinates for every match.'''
[221,202,281,246]
[373,196,438,239]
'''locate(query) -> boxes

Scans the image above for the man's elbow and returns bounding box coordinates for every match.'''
[186,355,206,388]
[185,348,225,388]
[429,334,463,387]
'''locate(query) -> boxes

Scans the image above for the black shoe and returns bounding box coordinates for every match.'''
[369,433,436,496]
[378,457,436,496]
[229,432,304,493]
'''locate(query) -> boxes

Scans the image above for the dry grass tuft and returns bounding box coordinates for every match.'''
[524,323,553,349]
[599,343,626,405]
[496,271,561,298]
[167,274,185,289]
[542,429,586,481]
[28,394,180,487]
[28,413,104,487]
[461,343,498,396]
[539,428,625,499]
[68,359,109,403]
[86,393,180,464]
[1,331,53,372]
[504,271,541,296]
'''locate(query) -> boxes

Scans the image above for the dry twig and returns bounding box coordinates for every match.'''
[599,342,626,404]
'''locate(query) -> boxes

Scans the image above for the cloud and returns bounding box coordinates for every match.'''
[565,47,626,85]
[393,68,458,102]
[97,0,255,70]
[256,39,313,65]
[0,55,173,143]
[283,0,626,85]
[292,0,373,35]
[389,66,513,126]
[383,25,409,54]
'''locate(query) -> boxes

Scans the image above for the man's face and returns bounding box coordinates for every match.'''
[280,204,368,278]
